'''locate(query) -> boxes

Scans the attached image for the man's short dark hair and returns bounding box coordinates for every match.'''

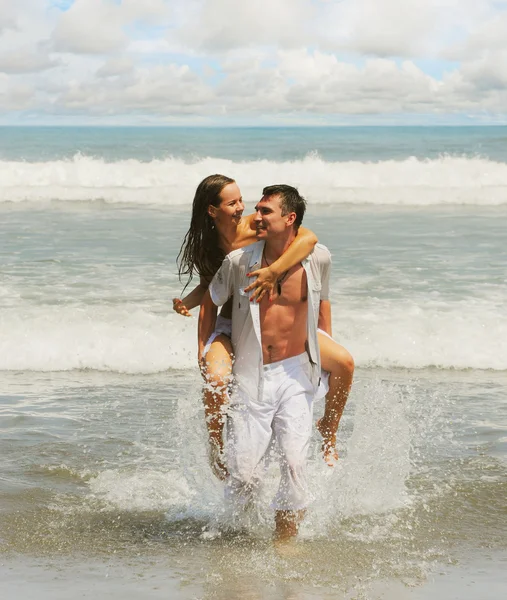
[262,184,306,228]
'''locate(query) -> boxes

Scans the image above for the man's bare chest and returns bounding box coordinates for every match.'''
[261,265,308,315]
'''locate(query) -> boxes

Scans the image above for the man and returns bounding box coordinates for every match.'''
[198,184,335,542]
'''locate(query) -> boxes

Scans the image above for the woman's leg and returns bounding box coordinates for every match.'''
[317,332,355,466]
[201,334,233,480]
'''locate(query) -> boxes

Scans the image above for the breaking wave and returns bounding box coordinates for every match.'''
[1,154,507,206]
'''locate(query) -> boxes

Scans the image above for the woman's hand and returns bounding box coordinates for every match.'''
[244,266,277,303]
[172,298,192,317]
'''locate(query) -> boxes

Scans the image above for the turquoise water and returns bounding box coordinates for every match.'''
[1,125,507,161]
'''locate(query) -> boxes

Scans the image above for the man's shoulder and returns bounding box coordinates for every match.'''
[310,243,331,263]
[224,241,263,264]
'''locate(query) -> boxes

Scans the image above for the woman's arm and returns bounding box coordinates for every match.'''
[244,226,318,301]
[173,276,210,316]
[198,290,218,362]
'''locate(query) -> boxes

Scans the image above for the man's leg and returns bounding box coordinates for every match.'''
[225,391,275,510]
[270,358,314,541]
[317,332,354,465]
[274,510,306,540]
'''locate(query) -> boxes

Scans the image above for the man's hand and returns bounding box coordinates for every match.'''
[316,418,339,467]
[173,298,192,317]
[244,266,277,303]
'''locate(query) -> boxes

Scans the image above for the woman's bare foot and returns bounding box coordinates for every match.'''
[316,418,339,466]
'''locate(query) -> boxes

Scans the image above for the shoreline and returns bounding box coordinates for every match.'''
[1,550,506,600]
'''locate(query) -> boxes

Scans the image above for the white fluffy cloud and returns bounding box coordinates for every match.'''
[51,0,129,54]
[0,44,60,73]
[446,10,507,60]
[0,74,35,109]
[0,0,18,33]
[178,0,313,51]
[0,0,506,122]
[96,56,135,78]
[51,0,171,55]
[55,64,213,115]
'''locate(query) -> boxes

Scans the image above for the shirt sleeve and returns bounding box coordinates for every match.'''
[209,256,234,306]
[319,247,332,301]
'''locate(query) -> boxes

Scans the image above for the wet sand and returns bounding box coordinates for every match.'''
[1,550,506,600]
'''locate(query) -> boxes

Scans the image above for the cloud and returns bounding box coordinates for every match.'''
[315,0,441,57]
[0,0,19,33]
[0,45,60,74]
[96,56,135,78]
[177,0,313,52]
[215,51,442,116]
[50,0,171,55]
[51,0,129,54]
[460,51,507,92]
[0,74,35,109]
[446,11,507,60]
[0,0,506,123]
[55,63,213,115]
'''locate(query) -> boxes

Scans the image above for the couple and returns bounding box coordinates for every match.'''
[174,175,354,542]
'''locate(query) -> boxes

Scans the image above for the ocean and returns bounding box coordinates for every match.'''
[1,126,506,599]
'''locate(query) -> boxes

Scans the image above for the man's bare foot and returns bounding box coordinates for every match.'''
[274,510,304,539]
[316,418,339,466]
[273,510,305,556]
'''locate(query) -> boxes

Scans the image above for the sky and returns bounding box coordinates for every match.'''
[0,0,506,126]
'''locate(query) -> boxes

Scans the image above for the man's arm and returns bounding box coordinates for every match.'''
[318,300,332,337]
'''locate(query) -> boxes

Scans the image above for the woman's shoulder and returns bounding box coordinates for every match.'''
[234,214,257,246]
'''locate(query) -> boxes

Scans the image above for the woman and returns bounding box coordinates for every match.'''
[174,174,354,476]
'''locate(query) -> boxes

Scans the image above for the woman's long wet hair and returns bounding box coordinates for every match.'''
[177,174,235,288]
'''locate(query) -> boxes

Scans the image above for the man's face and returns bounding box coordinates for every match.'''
[254,194,295,239]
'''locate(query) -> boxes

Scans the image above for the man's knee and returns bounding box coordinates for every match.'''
[281,453,306,482]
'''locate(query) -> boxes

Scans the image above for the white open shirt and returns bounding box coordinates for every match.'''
[209,241,331,403]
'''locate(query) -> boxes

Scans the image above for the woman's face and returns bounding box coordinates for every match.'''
[209,182,244,229]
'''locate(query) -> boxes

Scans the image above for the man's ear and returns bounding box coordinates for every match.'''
[208,205,217,218]
[285,212,297,227]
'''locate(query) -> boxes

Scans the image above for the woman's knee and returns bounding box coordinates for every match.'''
[336,347,355,376]
[203,339,233,386]
[202,361,232,390]
[323,342,355,376]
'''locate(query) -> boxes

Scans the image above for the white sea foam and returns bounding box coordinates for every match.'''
[1,154,507,205]
[88,469,195,512]
[337,295,507,371]
[1,297,505,372]
[0,306,197,373]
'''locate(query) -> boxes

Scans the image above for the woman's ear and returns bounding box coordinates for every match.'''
[208,205,217,219]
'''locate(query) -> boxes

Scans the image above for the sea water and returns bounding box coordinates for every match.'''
[0,126,506,599]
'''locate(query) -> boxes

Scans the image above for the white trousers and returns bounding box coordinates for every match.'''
[225,352,314,512]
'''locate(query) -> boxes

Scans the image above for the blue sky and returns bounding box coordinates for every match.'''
[0,0,506,125]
